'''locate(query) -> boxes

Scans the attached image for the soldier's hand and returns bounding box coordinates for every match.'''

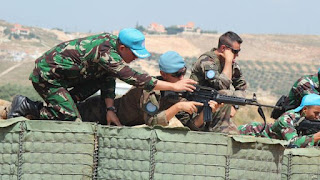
[106,111,122,126]
[313,131,320,143]
[218,49,234,63]
[230,106,237,118]
[177,101,203,114]
[208,100,223,113]
[172,79,197,92]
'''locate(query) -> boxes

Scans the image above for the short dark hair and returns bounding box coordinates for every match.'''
[218,31,243,48]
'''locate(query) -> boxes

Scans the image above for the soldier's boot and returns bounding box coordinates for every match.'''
[7,95,43,119]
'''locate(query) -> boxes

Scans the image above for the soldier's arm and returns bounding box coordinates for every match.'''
[198,57,232,90]
[99,51,196,92]
[99,77,122,126]
[219,50,234,80]
[100,77,116,99]
[146,101,203,126]
[277,114,315,147]
[98,50,156,91]
[104,98,122,126]
[297,76,320,97]
[232,63,247,98]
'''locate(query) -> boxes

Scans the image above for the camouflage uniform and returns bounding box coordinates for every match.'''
[287,74,319,108]
[29,33,156,121]
[77,77,237,134]
[77,83,178,126]
[77,76,181,126]
[189,48,246,133]
[238,109,320,148]
[190,48,247,97]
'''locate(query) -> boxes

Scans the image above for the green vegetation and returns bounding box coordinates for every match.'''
[201,30,218,34]
[0,83,41,101]
[135,24,145,32]
[238,60,317,98]
[165,26,184,35]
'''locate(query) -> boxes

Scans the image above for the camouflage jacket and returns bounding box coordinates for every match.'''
[239,110,319,148]
[288,74,319,108]
[115,82,235,132]
[114,77,180,126]
[29,33,156,99]
[190,48,247,97]
[271,110,319,147]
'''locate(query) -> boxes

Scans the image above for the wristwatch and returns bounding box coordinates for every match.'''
[233,105,239,110]
[106,106,117,113]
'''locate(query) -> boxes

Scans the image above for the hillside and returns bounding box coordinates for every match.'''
[145,34,320,62]
[0,20,319,100]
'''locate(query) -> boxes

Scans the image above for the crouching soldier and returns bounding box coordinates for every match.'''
[78,51,228,131]
[239,94,320,148]
[271,68,320,119]
[7,28,196,124]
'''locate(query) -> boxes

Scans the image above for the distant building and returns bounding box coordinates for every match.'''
[178,22,195,32]
[112,30,119,35]
[147,23,166,34]
[178,22,201,34]
[11,24,30,36]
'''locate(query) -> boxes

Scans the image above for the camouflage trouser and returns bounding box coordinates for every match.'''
[205,104,239,134]
[238,122,275,138]
[32,79,103,121]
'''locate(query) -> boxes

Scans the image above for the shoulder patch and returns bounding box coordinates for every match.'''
[206,70,215,79]
[144,101,158,115]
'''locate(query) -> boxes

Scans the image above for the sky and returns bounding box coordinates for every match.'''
[0,0,319,35]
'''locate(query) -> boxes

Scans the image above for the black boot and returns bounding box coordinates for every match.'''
[7,95,43,119]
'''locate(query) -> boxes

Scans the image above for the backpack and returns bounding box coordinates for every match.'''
[270,95,296,119]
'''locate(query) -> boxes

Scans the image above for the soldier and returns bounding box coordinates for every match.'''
[77,51,225,130]
[7,28,196,124]
[190,31,246,98]
[271,69,320,119]
[239,94,320,148]
[189,31,246,132]
[287,69,320,108]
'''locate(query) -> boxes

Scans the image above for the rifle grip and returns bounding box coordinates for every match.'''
[203,101,213,122]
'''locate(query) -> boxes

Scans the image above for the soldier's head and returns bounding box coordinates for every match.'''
[294,94,320,120]
[159,51,186,83]
[117,28,151,63]
[217,31,242,61]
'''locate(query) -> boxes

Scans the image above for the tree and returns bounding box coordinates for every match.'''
[135,22,145,32]
[3,28,11,36]
[165,26,184,35]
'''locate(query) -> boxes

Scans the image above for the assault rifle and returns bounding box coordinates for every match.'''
[294,117,320,136]
[167,85,282,133]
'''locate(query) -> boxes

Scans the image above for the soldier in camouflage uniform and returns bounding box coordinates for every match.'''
[77,51,224,130]
[7,29,196,123]
[287,70,320,109]
[189,31,246,133]
[271,69,320,119]
[239,94,320,148]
